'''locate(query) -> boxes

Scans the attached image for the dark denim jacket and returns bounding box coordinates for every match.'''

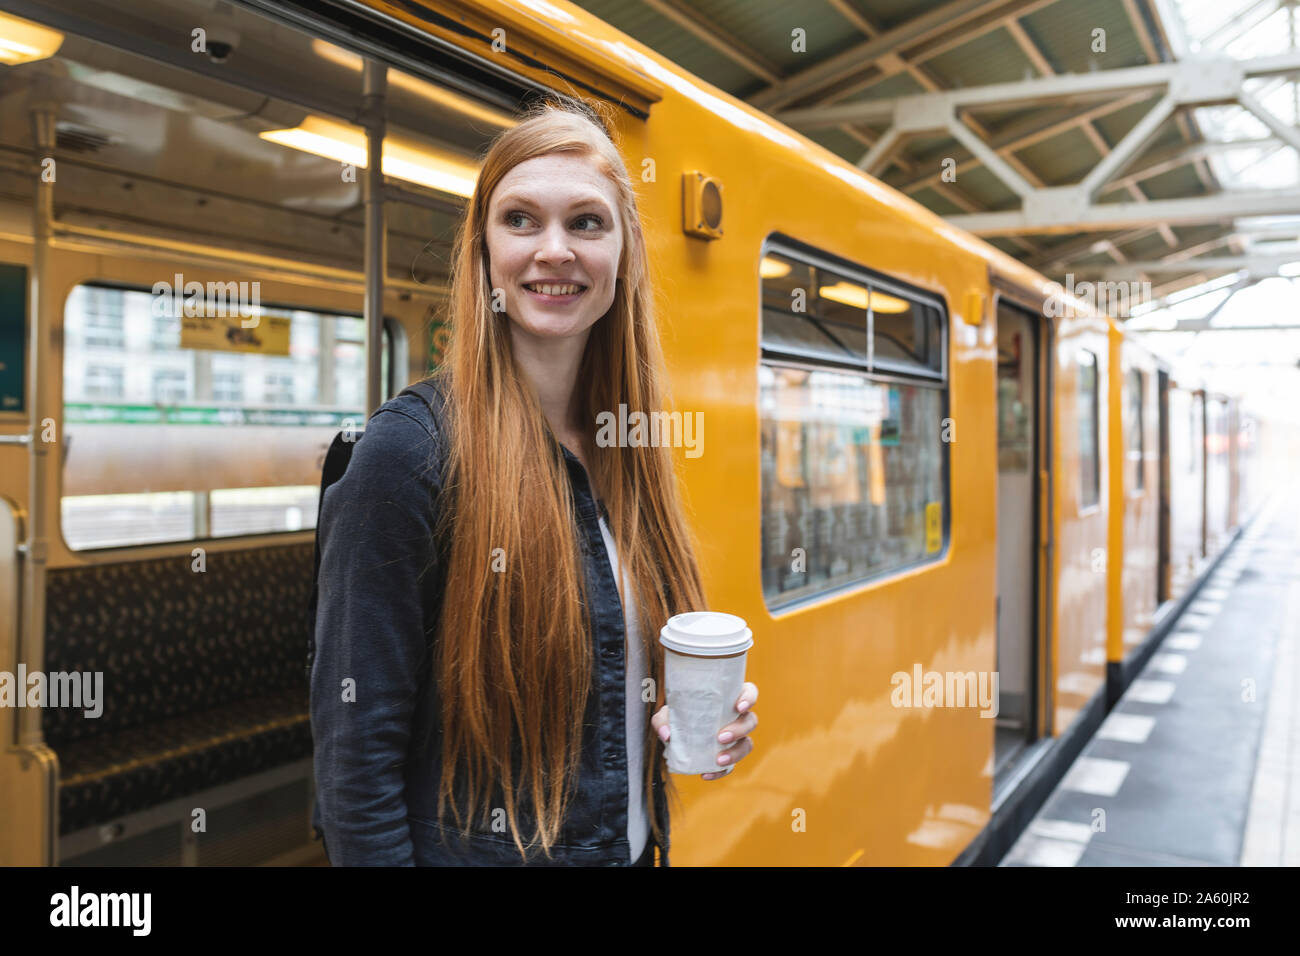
[309,373,670,866]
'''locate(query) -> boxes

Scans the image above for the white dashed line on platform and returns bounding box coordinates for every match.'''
[1165,633,1202,651]
[1150,653,1188,675]
[1097,713,1157,743]
[1061,757,1131,796]
[1126,679,1176,704]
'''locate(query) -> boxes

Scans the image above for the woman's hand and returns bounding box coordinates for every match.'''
[652,682,758,781]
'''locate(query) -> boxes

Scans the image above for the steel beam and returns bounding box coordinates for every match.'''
[775,52,1300,129]
[1094,252,1300,277]
[748,0,1005,111]
[947,189,1300,235]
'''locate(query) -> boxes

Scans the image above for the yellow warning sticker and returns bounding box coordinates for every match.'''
[925,501,942,553]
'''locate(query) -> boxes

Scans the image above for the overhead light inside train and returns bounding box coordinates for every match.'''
[310,40,517,130]
[0,12,64,65]
[818,281,911,313]
[259,116,479,198]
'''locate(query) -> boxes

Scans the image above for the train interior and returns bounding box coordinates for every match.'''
[0,0,517,865]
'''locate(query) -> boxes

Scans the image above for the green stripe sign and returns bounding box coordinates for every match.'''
[64,403,363,426]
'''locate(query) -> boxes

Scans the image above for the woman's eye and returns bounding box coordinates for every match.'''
[504,211,603,230]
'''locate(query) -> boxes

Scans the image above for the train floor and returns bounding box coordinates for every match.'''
[1000,494,1300,866]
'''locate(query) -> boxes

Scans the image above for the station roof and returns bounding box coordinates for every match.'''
[570,0,1300,313]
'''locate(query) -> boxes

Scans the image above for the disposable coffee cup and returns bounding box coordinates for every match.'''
[659,611,753,775]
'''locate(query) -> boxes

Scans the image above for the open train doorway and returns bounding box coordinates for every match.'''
[1157,370,1171,604]
[994,297,1046,782]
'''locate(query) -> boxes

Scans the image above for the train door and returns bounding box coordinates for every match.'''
[1157,370,1171,604]
[1197,390,1208,558]
[994,298,1043,776]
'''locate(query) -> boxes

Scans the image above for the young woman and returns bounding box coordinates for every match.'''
[310,96,759,867]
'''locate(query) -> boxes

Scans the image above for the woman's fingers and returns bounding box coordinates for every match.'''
[657,692,760,778]
[736,681,758,713]
[702,735,754,779]
[716,709,757,745]
[651,704,669,741]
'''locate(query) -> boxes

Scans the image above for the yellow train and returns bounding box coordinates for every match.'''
[0,0,1272,866]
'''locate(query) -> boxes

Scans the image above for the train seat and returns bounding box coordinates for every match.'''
[43,541,314,835]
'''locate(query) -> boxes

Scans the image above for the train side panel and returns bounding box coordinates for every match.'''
[603,78,999,864]
[1167,381,1206,601]
[1204,394,1231,558]
[1111,333,1160,661]
[1052,312,1110,731]
[526,0,1256,863]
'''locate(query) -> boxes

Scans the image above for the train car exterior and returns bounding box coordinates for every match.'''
[1166,375,1207,603]
[1049,306,1112,733]
[1109,332,1161,662]
[0,0,1264,867]
[1204,393,1233,559]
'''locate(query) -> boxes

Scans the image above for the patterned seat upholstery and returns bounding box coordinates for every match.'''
[44,542,314,834]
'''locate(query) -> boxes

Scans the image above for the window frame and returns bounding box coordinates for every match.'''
[757,232,952,615]
[759,237,946,383]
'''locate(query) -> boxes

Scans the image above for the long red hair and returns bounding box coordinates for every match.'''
[431,94,707,860]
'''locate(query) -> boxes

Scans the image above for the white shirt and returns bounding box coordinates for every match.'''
[596,512,650,862]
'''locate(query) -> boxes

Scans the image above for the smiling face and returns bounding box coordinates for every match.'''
[484,152,624,348]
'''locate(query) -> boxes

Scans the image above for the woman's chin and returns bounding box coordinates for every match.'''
[509,313,595,340]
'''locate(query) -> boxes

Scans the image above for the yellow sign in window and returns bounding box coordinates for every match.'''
[180,314,290,356]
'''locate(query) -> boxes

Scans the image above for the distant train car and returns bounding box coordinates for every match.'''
[1204,392,1234,559]
[1101,339,1256,707]
[1166,371,1208,603]
[1109,329,1161,662]
[0,0,1268,867]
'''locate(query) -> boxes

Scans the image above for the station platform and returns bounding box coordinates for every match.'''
[1001,494,1300,866]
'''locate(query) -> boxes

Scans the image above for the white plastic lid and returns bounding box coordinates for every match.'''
[659,611,753,656]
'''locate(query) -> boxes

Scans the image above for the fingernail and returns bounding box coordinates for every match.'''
[717,753,731,765]
[718,731,733,743]
[658,726,669,742]
[738,700,749,712]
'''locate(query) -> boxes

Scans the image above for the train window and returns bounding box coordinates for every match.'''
[1126,369,1144,492]
[759,241,949,611]
[1078,350,1100,510]
[61,283,394,551]
[872,295,943,377]
[0,0,509,540]
[760,257,868,365]
[997,326,1032,472]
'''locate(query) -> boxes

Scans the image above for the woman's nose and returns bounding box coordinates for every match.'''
[535,223,575,263]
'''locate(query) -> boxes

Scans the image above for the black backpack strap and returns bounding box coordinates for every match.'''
[305,375,446,681]
[306,425,362,681]
[400,377,443,414]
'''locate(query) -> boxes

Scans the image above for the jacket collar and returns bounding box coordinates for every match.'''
[549,433,608,523]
